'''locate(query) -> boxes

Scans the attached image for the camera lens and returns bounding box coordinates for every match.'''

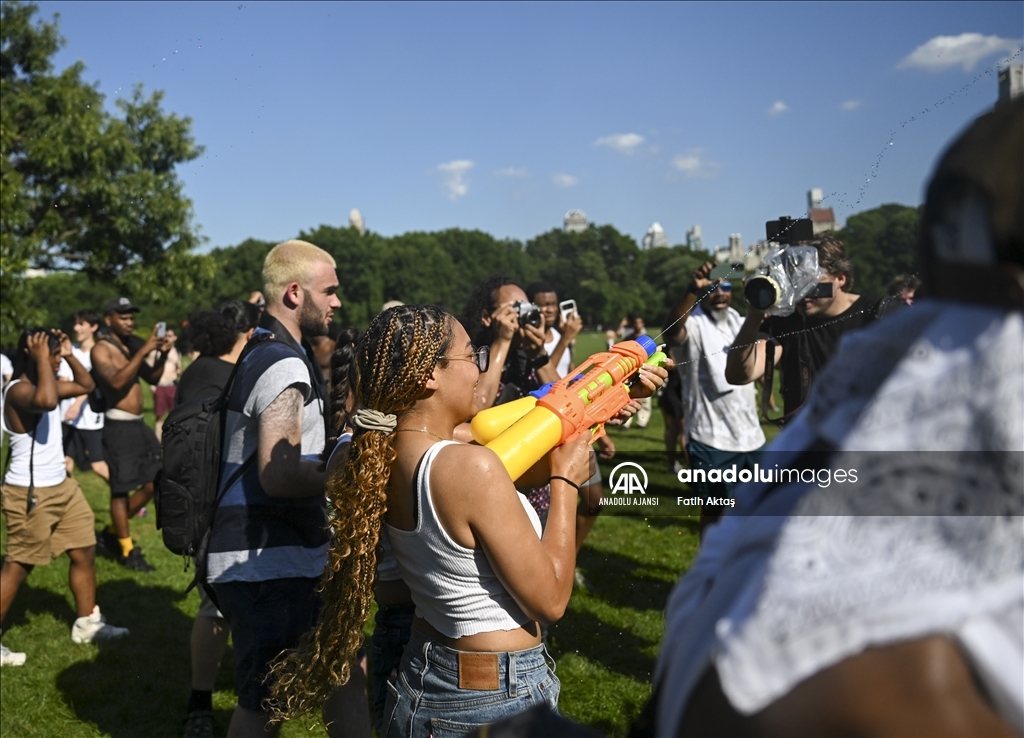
[744,277,780,311]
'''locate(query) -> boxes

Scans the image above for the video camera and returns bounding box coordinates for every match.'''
[743,216,833,316]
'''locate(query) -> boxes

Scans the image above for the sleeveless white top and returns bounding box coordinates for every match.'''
[543,327,573,378]
[386,440,543,638]
[67,346,103,430]
[2,380,68,488]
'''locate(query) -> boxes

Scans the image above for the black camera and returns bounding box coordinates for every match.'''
[511,300,542,328]
[743,217,833,315]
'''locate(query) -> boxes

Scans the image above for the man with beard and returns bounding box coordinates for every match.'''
[663,263,765,535]
[205,240,359,737]
[91,297,174,571]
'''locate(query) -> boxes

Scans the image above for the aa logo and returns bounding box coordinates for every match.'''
[609,462,648,495]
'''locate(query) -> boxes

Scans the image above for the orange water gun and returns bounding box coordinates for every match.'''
[471,336,667,481]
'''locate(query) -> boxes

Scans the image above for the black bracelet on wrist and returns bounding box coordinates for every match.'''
[529,352,550,369]
[548,475,581,493]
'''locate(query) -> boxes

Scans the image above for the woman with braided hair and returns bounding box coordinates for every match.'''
[268,304,664,736]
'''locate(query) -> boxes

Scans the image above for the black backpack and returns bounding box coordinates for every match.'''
[155,333,272,560]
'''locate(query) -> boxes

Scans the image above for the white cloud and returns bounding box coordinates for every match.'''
[594,133,645,154]
[897,33,1022,72]
[437,159,474,199]
[552,173,579,188]
[767,101,789,116]
[494,167,528,177]
[671,149,719,179]
[841,99,862,111]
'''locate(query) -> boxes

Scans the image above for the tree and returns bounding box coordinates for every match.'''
[525,225,650,326]
[837,203,921,297]
[1,1,211,345]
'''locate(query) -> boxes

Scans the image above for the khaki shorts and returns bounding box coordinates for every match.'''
[2,476,96,566]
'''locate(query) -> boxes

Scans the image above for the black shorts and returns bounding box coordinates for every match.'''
[659,370,684,418]
[213,578,322,712]
[64,426,106,470]
[102,418,162,496]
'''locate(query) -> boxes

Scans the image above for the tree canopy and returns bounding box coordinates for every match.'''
[0,1,210,345]
[837,203,921,297]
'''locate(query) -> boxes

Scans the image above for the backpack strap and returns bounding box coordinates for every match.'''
[100,334,132,361]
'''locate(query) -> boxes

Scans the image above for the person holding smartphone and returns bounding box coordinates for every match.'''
[527,283,582,378]
[90,297,173,571]
[527,284,613,585]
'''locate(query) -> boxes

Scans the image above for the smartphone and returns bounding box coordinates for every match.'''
[156,321,166,338]
[709,262,743,281]
[559,299,577,325]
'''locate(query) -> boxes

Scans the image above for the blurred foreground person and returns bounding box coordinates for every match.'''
[650,98,1023,736]
[1,329,128,666]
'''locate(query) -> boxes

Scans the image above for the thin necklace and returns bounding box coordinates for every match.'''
[394,428,451,442]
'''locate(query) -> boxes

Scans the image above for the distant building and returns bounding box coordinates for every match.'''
[686,225,704,252]
[744,240,772,272]
[714,234,743,264]
[564,209,588,233]
[714,234,771,272]
[348,208,365,235]
[998,65,1023,104]
[807,188,838,234]
[642,222,669,250]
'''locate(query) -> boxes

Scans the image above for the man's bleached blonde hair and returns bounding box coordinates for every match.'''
[262,240,336,299]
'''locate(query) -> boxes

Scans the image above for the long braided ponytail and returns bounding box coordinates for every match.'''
[267,305,453,721]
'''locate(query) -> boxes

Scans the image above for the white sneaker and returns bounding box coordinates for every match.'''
[1,643,27,666]
[71,606,130,644]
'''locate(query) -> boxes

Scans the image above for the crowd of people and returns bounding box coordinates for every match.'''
[1,98,1021,738]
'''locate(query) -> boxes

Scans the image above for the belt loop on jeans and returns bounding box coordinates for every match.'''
[542,643,556,673]
[508,651,517,698]
[419,637,432,680]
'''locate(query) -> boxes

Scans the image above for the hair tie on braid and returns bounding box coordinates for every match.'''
[352,408,397,433]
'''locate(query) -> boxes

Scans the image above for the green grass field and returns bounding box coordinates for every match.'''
[0,333,781,737]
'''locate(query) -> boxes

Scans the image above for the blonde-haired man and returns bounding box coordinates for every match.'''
[204,241,365,737]
[261,240,337,321]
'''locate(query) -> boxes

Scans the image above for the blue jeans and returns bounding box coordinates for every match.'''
[382,629,559,738]
[371,602,416,731]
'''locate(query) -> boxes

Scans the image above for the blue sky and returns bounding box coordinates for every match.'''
[40,1,1023,254]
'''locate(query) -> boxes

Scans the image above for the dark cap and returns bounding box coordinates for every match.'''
[102,296,141,315]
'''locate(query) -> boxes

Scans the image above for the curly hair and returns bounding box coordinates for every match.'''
[185,310,235,358]
[266,304,454,721]
[461,274,519,348]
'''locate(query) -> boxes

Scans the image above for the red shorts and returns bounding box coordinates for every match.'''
[154,385,177,418]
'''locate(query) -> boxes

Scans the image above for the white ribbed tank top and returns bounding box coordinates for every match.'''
[2,380,68,488]
[386,440,542,638]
